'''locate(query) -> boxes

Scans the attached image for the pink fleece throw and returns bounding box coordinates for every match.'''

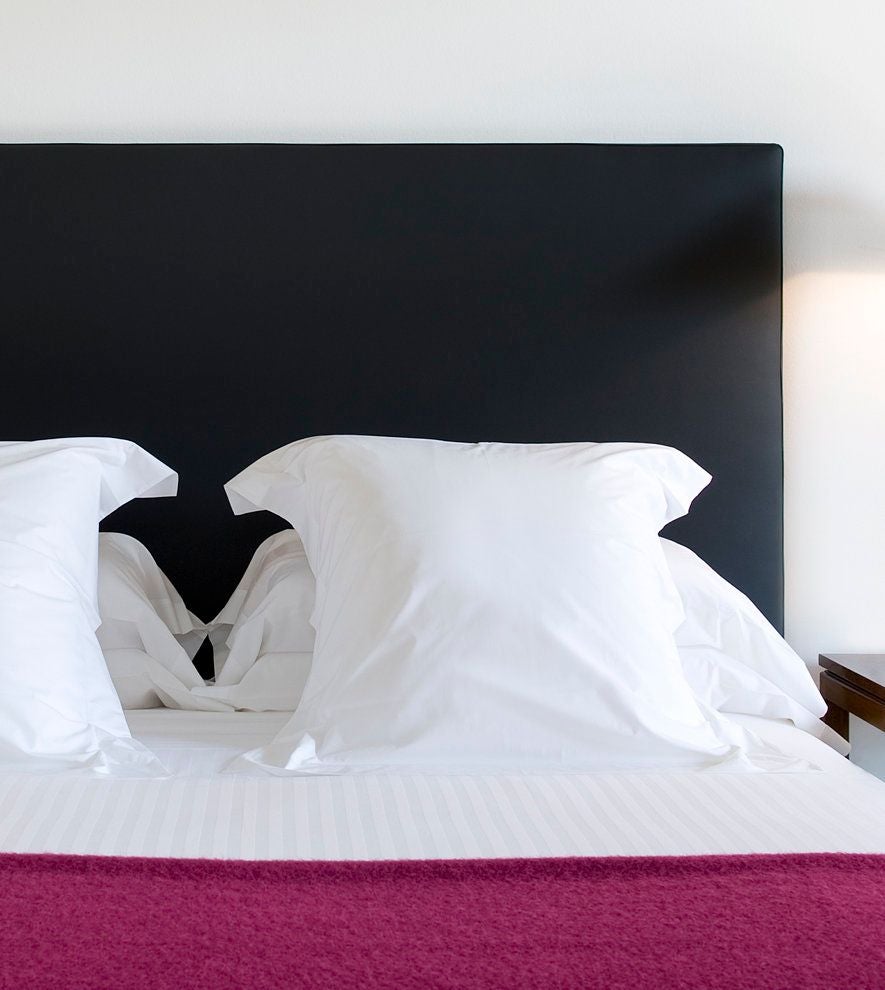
[2,852,883,989]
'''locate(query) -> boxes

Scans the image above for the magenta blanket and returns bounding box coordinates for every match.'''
[2,852,883,989]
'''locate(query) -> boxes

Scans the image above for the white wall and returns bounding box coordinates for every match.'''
[2,1,884,766]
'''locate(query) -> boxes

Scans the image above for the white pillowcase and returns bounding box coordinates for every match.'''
[128,532,314,713]
[0,438,175,774]
[205,531,314,711]
[225,435,781,775]
[97,533,207,710]
[192,530,835,750]
[194,652,311,712]
[662,539,834,742]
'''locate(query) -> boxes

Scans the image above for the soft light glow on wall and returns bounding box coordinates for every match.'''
[784,272,885,665]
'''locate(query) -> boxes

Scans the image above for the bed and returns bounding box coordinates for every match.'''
[2,144,884,989]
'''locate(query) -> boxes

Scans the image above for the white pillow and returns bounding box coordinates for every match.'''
[97,648,166,711]
[194,652,310,712]
[224,435,784,775]
[662,539,833,741]
[190,529,836,743]
[203,530,314,711]
[0,438,175,774]
[97,533,207,709]
[129,532,313,713]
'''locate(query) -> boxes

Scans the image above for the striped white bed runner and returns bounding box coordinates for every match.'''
[1,712,883,860]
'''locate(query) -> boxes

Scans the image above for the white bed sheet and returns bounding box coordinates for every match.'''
[1,710,883,860]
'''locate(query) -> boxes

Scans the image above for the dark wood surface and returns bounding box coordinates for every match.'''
[819,654,885,744]
[819,654,885,698]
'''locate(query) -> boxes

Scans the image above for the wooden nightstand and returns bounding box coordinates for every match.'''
[819,654,885,744]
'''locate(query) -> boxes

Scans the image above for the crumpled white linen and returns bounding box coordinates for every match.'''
[127,531,314,713]
[663,538,844,751]
[203,530,314,711]
[98,533,207,709]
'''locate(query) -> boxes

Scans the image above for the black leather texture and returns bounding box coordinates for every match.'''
[0,144,784,628]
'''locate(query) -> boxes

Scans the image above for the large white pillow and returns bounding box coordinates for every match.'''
[224,435,782,775]
[193,530,837,743]
[662,539,834,742]
[97,533,207,710]
[0,438,175,773]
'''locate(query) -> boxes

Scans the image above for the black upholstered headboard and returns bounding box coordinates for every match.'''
[0,144,784,629]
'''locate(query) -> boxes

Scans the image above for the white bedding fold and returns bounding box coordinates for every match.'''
[0,711,882,860]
